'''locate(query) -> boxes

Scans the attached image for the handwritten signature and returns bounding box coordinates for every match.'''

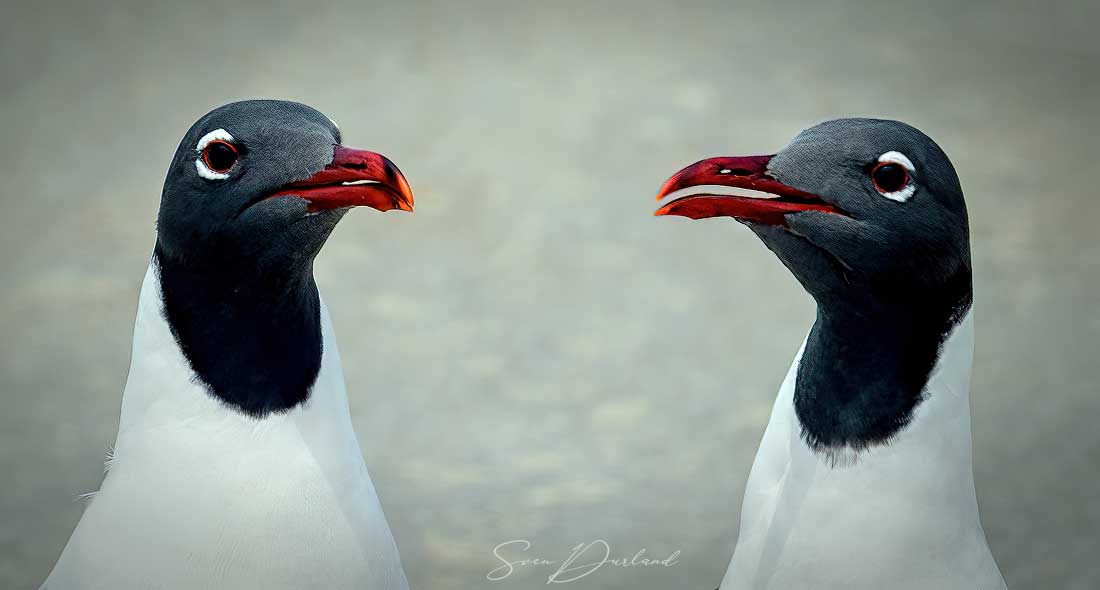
[487,539,680,583]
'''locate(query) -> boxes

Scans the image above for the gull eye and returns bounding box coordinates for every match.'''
[201,140,239,173]
[194,128,238,180]
[870,150,916,202]
[871,162,908,193]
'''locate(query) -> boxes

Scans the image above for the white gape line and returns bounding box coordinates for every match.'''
[877,150,917,203]
[656,185,781,210]
[194,128,235,180]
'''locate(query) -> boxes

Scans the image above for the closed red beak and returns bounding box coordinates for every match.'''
[270,145,414,213]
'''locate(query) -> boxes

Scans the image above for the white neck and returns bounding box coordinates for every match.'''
[45,261,409,589]
[720,309,1005,589]
[117,263,356,448]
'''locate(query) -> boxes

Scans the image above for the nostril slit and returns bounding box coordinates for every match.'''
[730,168,753,176]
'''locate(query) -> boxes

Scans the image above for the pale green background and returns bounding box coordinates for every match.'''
[1,1,1097,588]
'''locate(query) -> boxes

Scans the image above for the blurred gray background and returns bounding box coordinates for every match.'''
[2,0,1097,588]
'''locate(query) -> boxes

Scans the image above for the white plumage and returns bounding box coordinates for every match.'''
[42,263,408,590]
[720,310,1006,590]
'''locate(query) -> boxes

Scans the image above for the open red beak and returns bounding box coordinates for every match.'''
[654,155,842,225]
[269,145,414,213]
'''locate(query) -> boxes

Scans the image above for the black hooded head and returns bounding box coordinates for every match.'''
[154,100,413,417]
[656,118,972,456]
[765,118,970,301]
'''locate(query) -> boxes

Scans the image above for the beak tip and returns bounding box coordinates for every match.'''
[398,194,415,212]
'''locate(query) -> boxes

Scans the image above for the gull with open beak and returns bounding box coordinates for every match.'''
[655,119,1006,590]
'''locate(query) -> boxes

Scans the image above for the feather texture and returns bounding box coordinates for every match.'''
[720,310,1005,590]
[42,263,408,590]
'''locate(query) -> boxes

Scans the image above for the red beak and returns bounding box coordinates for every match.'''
[654,155,842,225]
[269,145,414,213]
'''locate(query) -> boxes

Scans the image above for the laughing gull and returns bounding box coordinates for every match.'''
[42,100,415,589]
[654,119,1007,589]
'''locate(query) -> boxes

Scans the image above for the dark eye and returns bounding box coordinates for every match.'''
[202,140,239,173]
[871,162,909,193]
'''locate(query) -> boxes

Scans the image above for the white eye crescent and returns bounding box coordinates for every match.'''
[195,129,236,180]
[878,150,915,172]
[872,150,916,202]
